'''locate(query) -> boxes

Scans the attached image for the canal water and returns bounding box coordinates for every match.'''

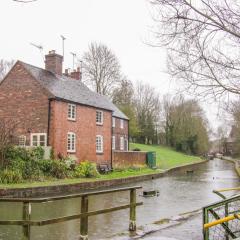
[0,159,239,240]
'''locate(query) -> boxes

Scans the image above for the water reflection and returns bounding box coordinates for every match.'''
[0,159,239,239]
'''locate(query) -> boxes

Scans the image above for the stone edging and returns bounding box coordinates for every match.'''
[221,157,240,177]
[0,160,208,198]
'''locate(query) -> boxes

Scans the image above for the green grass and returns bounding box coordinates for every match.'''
[0,168,161,189]
[130,143,202,170]
[0,144,203,189]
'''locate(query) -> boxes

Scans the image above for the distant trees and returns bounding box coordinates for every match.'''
[82,42,121,97]
[112,77,139,138]
[163,96,209,155]
[151,0,240,99]
[0,59,14,81]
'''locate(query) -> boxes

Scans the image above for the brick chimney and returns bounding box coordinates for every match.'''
[45,50,63,75]
[70,67,82,80]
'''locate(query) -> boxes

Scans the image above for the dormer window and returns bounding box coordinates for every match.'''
[68,104,76,121]
[96,110,103,125]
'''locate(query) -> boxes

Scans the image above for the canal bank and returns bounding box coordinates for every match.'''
[0,159,207,198]
[0,158,239,240]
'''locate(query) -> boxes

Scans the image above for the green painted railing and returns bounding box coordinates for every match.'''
[203,191,240,240]
[0,186,143,240]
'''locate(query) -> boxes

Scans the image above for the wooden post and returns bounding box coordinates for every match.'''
[80,196,89,240]
[129,189,136,231]
[22,202,31,240]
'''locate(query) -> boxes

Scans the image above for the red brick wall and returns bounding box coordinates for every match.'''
[113,151,147,168]
[0,62,51,145]
[49,100,112,165]
[112,117,129,151]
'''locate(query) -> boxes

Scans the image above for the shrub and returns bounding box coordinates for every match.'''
[38,160,69,179]
[5,146,30,162]
[0,169,23,184]
[22,159,43,180]
[30,147,44,161]
[74,161,99,178]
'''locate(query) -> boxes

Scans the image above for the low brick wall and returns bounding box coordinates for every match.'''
[113,151,147,168]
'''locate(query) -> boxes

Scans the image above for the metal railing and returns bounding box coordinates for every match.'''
[0,186,143,240]
[203,187,240,240]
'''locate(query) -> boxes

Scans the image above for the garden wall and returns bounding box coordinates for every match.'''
[112,151,147,168]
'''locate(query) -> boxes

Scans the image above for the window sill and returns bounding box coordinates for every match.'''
[67,151,76,154]
[96,123,103,126]
[96,152,104,155]
[68,118,76,122]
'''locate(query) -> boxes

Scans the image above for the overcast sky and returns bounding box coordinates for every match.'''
[0,0,229,134]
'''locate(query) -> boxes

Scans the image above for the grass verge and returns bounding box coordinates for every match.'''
[130,143,203,170]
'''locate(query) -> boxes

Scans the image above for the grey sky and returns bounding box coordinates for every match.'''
[0,0,227,133]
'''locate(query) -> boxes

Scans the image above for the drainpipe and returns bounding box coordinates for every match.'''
[111,114,113,169]
[47,99,52,146]
[128,119,130,151]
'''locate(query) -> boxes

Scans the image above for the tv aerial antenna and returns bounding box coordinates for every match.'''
[60,35,66,61]
[70,52,76,70]
[30,42,44,62]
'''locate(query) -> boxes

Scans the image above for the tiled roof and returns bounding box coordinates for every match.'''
[20,61,128,120]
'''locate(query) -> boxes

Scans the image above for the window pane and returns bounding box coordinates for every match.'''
[96,111,103,124]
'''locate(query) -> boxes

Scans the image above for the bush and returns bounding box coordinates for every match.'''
[0,169,23,184]
[30,147,44,161]
[74,161,99,178]
[39,160,69,179]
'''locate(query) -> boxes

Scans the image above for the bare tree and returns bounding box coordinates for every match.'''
[82,42,121,97]
[0,59,15,81]
[134,81,161,144]
[0,119,18,167]
[151,0,240,100]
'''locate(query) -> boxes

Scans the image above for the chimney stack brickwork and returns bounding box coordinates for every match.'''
[45,50,82,80]
[45,50,63,75]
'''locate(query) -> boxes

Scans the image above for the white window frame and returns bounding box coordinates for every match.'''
[96,135,103,153]
[120,119,124,129]
[120,136,124,150]
[68,104,76,121]
[112,117,115,127]
[125,138,128,151]
[112,136,116,150]
[19,135,26,147]
[96,110,103,125]
[30,133,47,147]
[67,132,76,153]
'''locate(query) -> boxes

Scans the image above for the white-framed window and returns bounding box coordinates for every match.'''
[68,104,76,121]
[112,117,115,127]
[112,136,116,150]
[96,135,103,153]
[19,135,26,147]
[96,110,103,125]
[67,132,76,153]
[120,136,124,150]
[120,119,124,129]
[30,133,47,147]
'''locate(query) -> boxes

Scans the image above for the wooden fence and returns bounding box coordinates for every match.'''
[0,186,143,240]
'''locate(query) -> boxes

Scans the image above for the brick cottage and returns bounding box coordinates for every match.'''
[0,50,129,167]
